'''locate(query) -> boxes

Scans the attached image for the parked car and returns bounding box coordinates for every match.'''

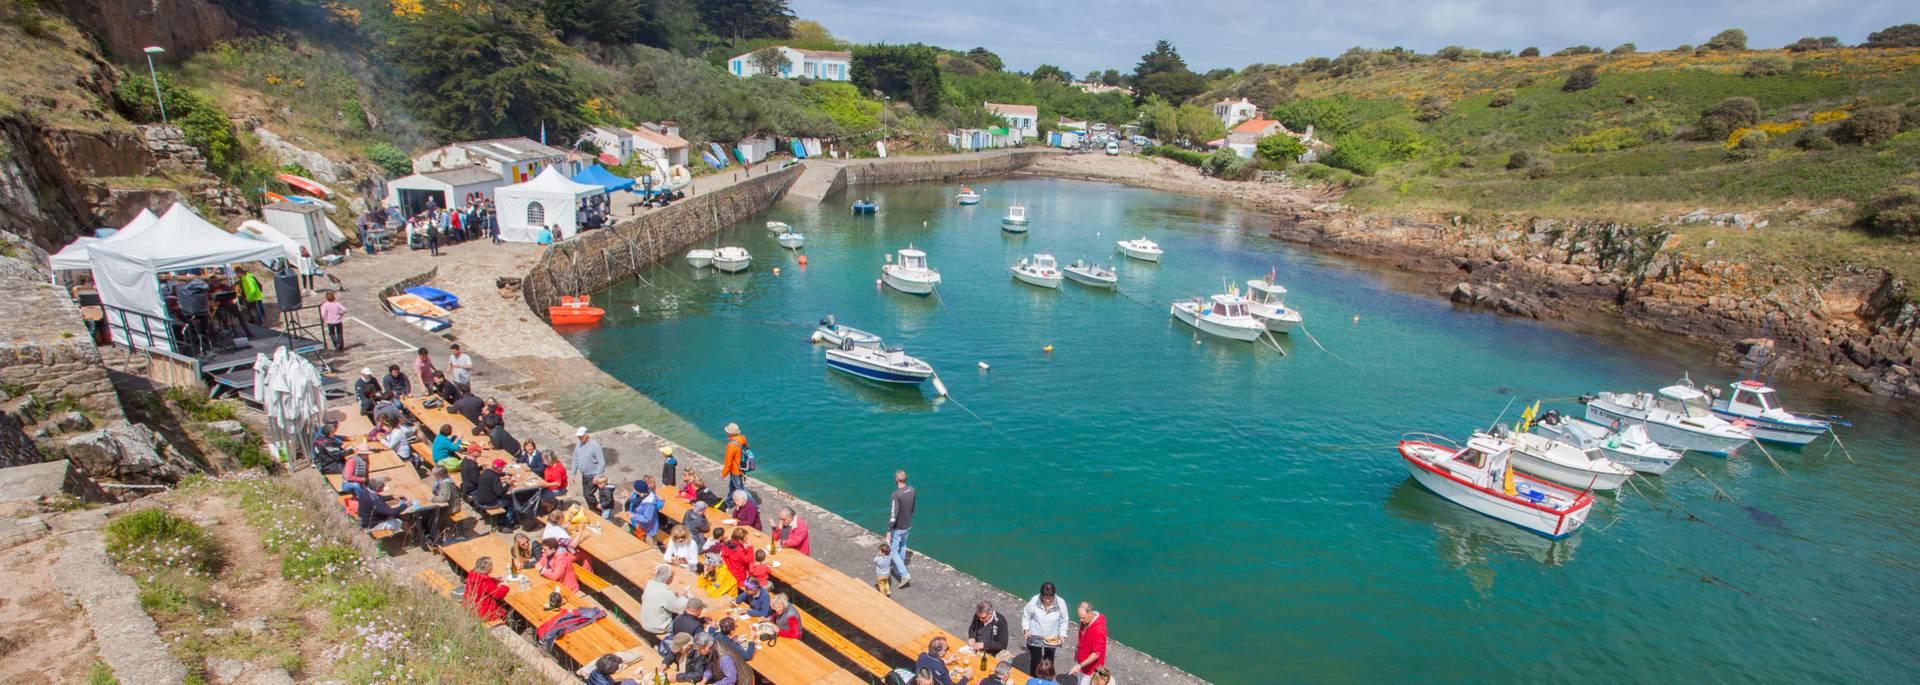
[1105,142,1120,155]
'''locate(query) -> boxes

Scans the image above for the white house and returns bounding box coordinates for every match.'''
[385,166,507,215]
[631,122,691,169]
[1213,98,1260,129]
[1225,118,1295,159]
[727,46,852,81]
[585,126,637,163]
[985,102,1039,139]
[411,137,566,185]
[948,127,1020,151]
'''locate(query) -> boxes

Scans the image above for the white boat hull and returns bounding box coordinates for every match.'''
[778,234,805,249]
[713,257,751,273]
[1596,444,1681,475]
[814,325,880,347]
[1171,304,1263,341]
[1002,223,1028,234]
[1118,244,1161,262]
[1509,449,1629,491]
[686,250,714,269]
[1251,309,1299,334]
[825,349,931,384]
[1585,403,1749,455]
[1708,407,1825,445]
[881,269,939,296]
[1403,449,1590,539]
[1011,269,1061,289]
[1063,268,1116,288]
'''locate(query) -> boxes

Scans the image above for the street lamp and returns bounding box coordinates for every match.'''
[142,46,167,124]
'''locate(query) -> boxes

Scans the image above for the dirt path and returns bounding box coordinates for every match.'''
[1026,152,1338,214]
[0,523,104,685]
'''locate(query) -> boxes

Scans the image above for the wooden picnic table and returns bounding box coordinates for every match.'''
[572,511,653,565]
[444,534,648,668]
[403,396,477,435]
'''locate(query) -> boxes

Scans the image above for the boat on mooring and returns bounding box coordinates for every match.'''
[1117,237,1162,262]
[766,221,792,234]
[1010,253,1063,289]
[812,315,882,348]
[1002,204,1029,228]
[1244,277,1302,334]
[1584,383,1753,455]
[852,199,878,214]
[1399,431,1594,539]
[1533,412,1683,475]
[686,248,715,269]
[712,246,752,273]
[1171,288,1267,342]
[776,228,805,250]
[548,295,606,326]
[825,342,934,385]
[1710,379,1846,445]
[1495,426,1634,491]
[957,187,982,205]
[881,246,941,296]
[1062,259,1118,288]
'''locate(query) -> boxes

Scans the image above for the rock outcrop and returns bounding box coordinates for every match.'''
[58,0,239,61]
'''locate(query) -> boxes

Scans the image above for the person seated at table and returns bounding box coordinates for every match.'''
[968,601,1011,656]
[540,455,569,508]
[733,578,772,618]
[536,536,580,592]
[1026,658,1061,685]
[585,654,637,685]
[373,391,407,427]
[355,477,410,535]
[457,451,483,500]
[379,415,422,469]
[431,424,463,471]
[355,368,382,420]
[341,443,372,496]
[523,438,547,471]
[479,397,506,430]
[451,390,485,425]
[585,474,617,520]
[746,550,771,589]
[625,476,664,540]
[431,371,462,405]
[697,552,739,598]
[720,528,754,584]
[669,597,708,644]
[511,532,539,571]
[729,490,762,531]
[639,563,689,636]
[463,556,510,622]
[709,617,757,661]
[486,420,521,460]
[664,525,701,568]
[1085,666,1115,685]
[312,422,347,474]
[382,363,412,397]
[662,633,703,682]
[678,472,708,503]
[473,457,509,508]
[775,507,810,556]
[979,661,1014,685]
[693,632,752,685]
[916,637,972,685]
[701,526,726,559]
[423,466,460,550]
[767,593,802,640]
[914,669,936,685]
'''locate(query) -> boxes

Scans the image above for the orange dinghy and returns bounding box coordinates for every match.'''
[548,295,606,325]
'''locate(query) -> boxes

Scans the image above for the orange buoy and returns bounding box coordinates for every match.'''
[773,267,781,276]
[798,255,809,266]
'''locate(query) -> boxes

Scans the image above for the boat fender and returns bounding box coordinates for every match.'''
[875,279,883,288]
[931,375,949,397]
[1042,345,1053,353]
[773,267,781,276]
[810,331,824,344]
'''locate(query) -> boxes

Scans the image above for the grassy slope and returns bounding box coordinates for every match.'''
[1276,48,1920,284]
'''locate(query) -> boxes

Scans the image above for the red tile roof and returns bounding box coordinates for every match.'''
[632,127,690,149]
[1231,118,1282,134]
[986,102,1039,117]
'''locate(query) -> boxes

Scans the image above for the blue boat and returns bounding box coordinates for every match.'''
[825,345,932,385]
[851,199,878,214]
[404,285,460,309]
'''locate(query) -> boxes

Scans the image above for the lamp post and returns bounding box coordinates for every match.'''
[142,46,168,124]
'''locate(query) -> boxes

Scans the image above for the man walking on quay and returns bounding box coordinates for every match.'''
[722,422,748,503]
[573,426,605,502]
[888,469,916,589]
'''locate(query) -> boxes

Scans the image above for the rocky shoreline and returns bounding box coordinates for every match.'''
[1024,154,1918,399]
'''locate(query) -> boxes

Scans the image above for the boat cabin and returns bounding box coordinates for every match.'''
[1655,385,1714,419]
[1726,381,1778,413]
[1246,279,1289,305]
[1209,295,1249,318]
[898,249,927,270]
[1006,205,1027,220]
[1033,254,1057,270]
[1451,435,1515,485]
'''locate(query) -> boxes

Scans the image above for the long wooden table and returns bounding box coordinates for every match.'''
[442,535,653,669]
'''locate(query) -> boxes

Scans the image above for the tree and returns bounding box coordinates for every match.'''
[1140,97,1180,141]
[1704,28,1748,51]
[790,19,835,45]
[386,3,588,140]
[1030,64,1072,83]
[1518,46,1539,57]
[1135,40,1188,78]
[966,47,1003,72]
[1098,69,1122,86]
[1834,107,1901,145]
[543,0,668,46]
[1863,23,1920,48]
[1693,96,1760,140]
[750,46,786,76]
[696,0,795,42]
[1561,64,1599,92]
[1254,134,1306,168]
[1176,104,1225,145]
[851,43,943,113]
[1787,36,1842,52]
[1135,70,1207,104]
[1203,67,1236,80]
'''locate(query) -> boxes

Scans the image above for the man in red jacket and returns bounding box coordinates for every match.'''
[1072,601,1108,678]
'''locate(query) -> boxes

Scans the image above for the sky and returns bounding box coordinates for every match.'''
[789,0,1913,75]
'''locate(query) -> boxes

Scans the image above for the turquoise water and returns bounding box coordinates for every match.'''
[562,178,1920,684]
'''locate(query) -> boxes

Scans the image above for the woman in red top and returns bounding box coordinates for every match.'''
[541,459,568,509]
[769,593,803,639]
[463,557,510,622]
[537,538,580,592]
[720,528,754,583]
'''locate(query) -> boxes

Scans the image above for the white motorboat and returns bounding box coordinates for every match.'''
[1399,432,1594,539]
[1002,204,1028,226]
[1584,384,1753,456]
[685,248,715,269]
[1709,379,1844,446]
[1170,289,1267,342]
[1009,253,1063,289]
[1062,259,1118,288]
[1117,238,1162,262]
[777,230,805,249]
[712,246,752,273]
[1496,427,1634,491]
[1244,278,1303,334]
[881,246,941,296]
[812,316,882,348]
[766,221,792,234]
[825,343,934,385]
[1533,413,1683,475]
[957,188,982,205]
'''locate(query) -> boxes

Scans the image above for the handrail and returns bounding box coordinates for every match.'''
[1400,432,1461,450]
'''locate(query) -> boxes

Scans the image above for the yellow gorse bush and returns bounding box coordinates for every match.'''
[1811,109,1851,124]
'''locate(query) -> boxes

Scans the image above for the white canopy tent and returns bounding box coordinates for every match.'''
[47,208,161,271]
[236,219,304,262]
[493,165,604,243]
[88,203,286,352]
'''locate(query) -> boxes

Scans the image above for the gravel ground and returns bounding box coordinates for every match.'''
[1026,152,1337,215]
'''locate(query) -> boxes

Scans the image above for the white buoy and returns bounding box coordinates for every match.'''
[931,374,949,397]
[809,331,824,344]
[978,361,990,371]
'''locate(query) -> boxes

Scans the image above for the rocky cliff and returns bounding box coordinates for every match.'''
[58,0,238,61]
[1275,208,1919,398]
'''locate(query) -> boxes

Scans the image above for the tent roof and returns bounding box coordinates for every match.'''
[571,164,636,192]
[498,165,604,199]
[48,208,161,270]
[89,204,286,272]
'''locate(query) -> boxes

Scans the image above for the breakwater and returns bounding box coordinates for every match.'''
[520,166,802,315]
[788,149,1054,201]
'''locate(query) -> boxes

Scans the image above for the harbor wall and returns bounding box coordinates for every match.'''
[520,165,802,315]
[840,149,1051,187]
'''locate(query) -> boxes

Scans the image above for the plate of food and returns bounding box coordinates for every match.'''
[504,573,525,583]
[1043,636,1063,646]
[721,518,739,525]
[768,560,782,568]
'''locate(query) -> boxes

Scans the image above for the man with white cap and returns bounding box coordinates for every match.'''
[354,368,380,421]
[572,426,605,502]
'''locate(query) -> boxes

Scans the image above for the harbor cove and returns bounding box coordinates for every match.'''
[559,176,1920,684]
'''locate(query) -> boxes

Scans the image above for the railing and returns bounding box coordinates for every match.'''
[98,303,183,357]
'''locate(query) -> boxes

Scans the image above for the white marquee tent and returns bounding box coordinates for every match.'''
[88,203,286,352]
[47,208,161,271]
[236,219,304,262]
[493,165,604,243]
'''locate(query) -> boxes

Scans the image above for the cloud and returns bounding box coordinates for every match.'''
[789,0,1906,73]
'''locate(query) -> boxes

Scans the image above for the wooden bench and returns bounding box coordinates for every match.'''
[575,564,612,593]
[415,568,456,597]
[798,607,894,680]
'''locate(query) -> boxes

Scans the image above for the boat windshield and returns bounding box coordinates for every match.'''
[1738,388,1776,410]
[903,255,924,269]
[1456,449,1487,469]
[1657,395,1711,418]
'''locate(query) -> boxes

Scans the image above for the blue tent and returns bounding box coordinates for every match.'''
[571,164,636,192]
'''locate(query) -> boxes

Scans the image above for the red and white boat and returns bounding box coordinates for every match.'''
[1399,432,1594,539]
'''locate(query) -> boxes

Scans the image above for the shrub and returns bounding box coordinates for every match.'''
[1323,120,1424,176]
[1833,107,1901,145]
[1561,65,1599,92]
[1857,186,1920,237]
[1793,130,1837,150]
[1694,96,1760,140]
[1704,28,1749,51]
[1610,43,1637,55]
[1674,44,1693,53]
[1201,147,1255,180]
[1786,36,1842,52]
[1902,106,1920,132]
[1488,91,1514,108]
[1506,150,1534,170]
[1145,144,1207,167]
[105,509,226,576]
[1254,134,1306,168]
[1288,162,1365,188]
[1518,46,1539,57]
[1413,95,1449,122]
[363,143,411,177]
[1524,156,1554,179]
[1742,57,1790,78]
[1862,23,1920,48]
[1726,129,1769,160]
[1568,126,1644,152]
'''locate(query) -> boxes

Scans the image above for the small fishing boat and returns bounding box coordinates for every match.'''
[1244,277,1303,334]
[1533,412,1683,475]
[1062,259,1118,288]
[766,221,793,234]
[881,246,941,296]
[384,293,452,332]
[686,248,715,269]
[852,199,878,214]
[547,295,606,325]
[957,187,981,205]
[1170,289,1266,342]
[1496,427,1634,491]
[1584,383,1753,455]
[812,316,882,348]
[1009,253,1064,289]
[1117,237,1162,262]
[1709,379,1845,445]
[712,246,752,273]
[1399,432,1594,539]
[825,342,934,385]
[275,172,334,199]
[285,195,338,211]
[1002,204,1029,226]
[777,230,806,250]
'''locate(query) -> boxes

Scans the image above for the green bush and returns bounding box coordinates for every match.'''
[1321,119,1425,175]
[1833,107,1901,145]
[1413,95,1449,122]
[1862,23,1920,48]
[1518,46,1539,57]
[105,509,226,576]
[1743,57,1790,78]
[1857,186,1920,236]
[1289,162,1366,188]
[163,386,237,422]
[1786,36,1842,52]
[1705,28,1749,51]
[1524,156,1555,179]
[1561,64,1599,92]
[1611,43,1637,55]
[363,143,411,178]
[1267,95,1402,139]
[1488,91,1514,108]
[1793,130,1838,150]
[1694,96,1761,140]
[1201,148,1255,180]
[1567,126,1645,152]
[1506,150,1534,170]
[1145,144,1207,167]
[1254,134,1306,168]
[1727,129,1770,160]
